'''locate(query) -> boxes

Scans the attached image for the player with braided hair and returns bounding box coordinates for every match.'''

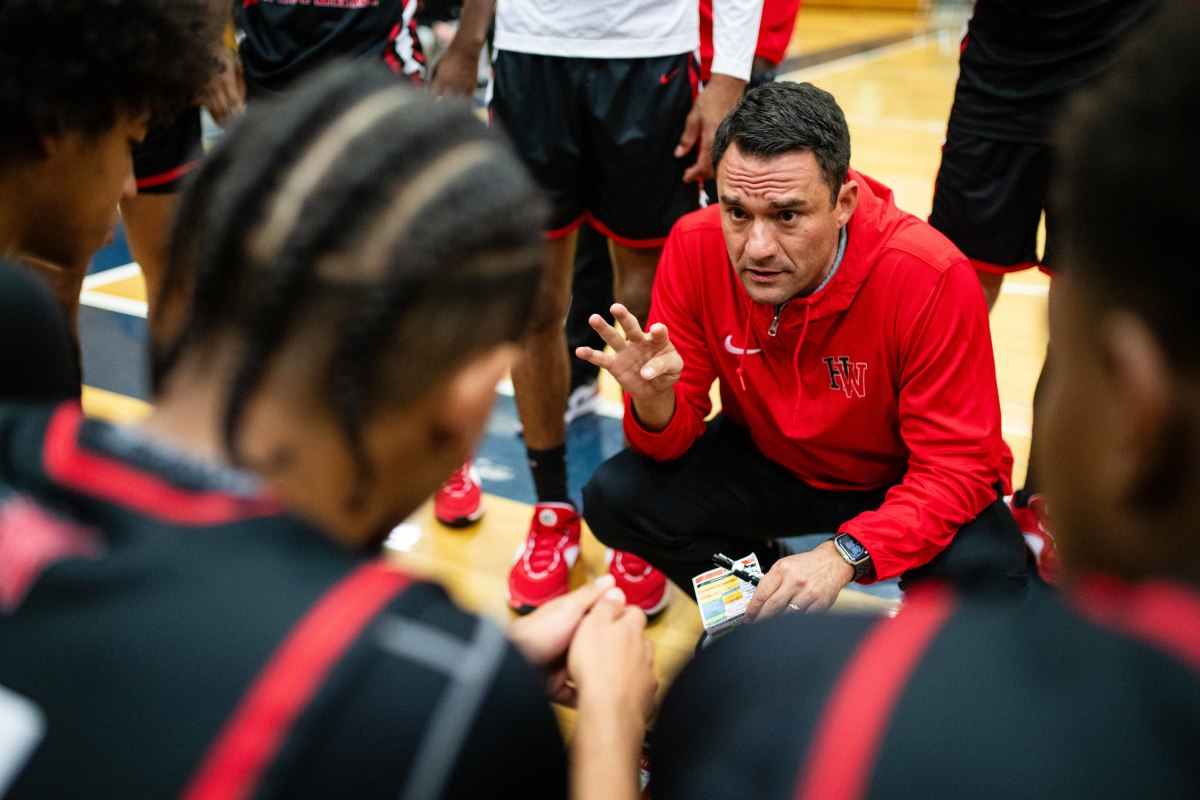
[0,63,655,800]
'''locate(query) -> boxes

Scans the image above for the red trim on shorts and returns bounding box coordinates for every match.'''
[42,403,282,525]
[136,160,199,191]
[1070,575,1200,673]
[182,562,415,800]
[544,215,586,241]
[585,212,669,249]
[794,584,957,800]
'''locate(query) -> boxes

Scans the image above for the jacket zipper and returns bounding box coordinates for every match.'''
[768,303,785,336]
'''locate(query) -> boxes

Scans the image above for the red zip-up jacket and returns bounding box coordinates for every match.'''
[625,169,1009,581]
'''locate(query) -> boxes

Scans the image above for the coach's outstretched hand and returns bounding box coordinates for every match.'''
[576,303,682,431]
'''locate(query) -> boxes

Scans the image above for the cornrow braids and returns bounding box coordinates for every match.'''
[163,62,547,505]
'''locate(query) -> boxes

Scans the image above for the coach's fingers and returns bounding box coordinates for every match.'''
[610,303,646,342]
[589,313,628,351]
[575,346,615,371]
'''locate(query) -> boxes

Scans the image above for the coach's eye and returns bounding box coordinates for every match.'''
[778,210,797,223]
[728,207,747,221]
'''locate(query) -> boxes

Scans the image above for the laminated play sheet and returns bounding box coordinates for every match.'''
[691,553,761,639]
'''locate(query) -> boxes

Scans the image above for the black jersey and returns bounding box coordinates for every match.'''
[653,581,1200,799]
[0,401,565,799]
[948,0,1158,142]
[0,264,80,403]
[236,0,425,95]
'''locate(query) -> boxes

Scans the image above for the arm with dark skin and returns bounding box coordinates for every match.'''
[429,0,496,97]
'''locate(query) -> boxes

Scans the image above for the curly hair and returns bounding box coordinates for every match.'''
[0,0,220,160]
[156,62,547,507]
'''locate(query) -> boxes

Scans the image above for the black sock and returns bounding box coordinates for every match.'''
[527,444,571,505]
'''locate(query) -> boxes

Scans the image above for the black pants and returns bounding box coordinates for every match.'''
[583,416,1028,599]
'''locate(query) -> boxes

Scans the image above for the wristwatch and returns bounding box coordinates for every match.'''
[832,533,872,582]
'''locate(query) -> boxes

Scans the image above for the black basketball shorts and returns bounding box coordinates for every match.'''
[929,129,1057,275]
[132,107,203,195]
[490,50,701,247]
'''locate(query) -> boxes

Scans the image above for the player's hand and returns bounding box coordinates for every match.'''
[508,575,621,706]
[675,73,746,183]
[429,42,481,98]
[744,541,854,622]
[200,48,245,127]
[575,303,682,402]
[567,594,658,725]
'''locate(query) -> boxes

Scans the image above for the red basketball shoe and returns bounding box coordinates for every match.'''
[607,549,669,616]
[507,503,581,614]
[1012,493,1059,585]
[434,459,483,528]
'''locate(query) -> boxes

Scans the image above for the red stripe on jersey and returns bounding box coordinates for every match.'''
[1072,575,1200,673]
[182,562,414,800]
[794,584,957,800]
[136,160,199,190]
[42,403,282,525]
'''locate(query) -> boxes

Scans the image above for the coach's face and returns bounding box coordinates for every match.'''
[717,143,857,307]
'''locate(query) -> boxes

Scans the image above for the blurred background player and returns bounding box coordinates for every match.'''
[0,0,220,336]
[928,0,1158,581]
[475,0,764,615]
[0,64,656,800]
[653,5,1200,796]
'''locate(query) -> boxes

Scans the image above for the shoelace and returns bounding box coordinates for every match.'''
[444,463,472,495]
[529,520,569,572]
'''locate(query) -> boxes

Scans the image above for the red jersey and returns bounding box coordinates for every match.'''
[625,169,1009,581]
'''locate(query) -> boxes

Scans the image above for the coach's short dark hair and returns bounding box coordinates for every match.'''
[1053,2,1196,368]
[0,0,219,161]
[156,62,547,507]
[711,81,851,204]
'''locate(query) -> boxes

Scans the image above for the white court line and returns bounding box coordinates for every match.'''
[779,32,935,83]
[79,290,147,318]
[82,261,141,289]
[80,261,149,318]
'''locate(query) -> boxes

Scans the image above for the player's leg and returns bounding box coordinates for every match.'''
[929,131,1045,309]
[562,225,611,422]
[124,107,203,343]
[586,52,700,612]
[490,50,591,609]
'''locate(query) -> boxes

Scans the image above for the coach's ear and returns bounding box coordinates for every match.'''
[835,179,857,227]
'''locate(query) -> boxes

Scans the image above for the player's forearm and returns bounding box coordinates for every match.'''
[450,0,495,52]
[570,691,645,800]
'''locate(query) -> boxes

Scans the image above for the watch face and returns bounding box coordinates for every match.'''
[837,534,869,563]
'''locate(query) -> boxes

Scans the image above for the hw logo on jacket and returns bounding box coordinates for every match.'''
[822,356,868,398]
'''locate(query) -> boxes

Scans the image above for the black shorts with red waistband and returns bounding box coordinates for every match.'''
[929,130,1057,275]
[490,51,701,248]
[132,107,203,195]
